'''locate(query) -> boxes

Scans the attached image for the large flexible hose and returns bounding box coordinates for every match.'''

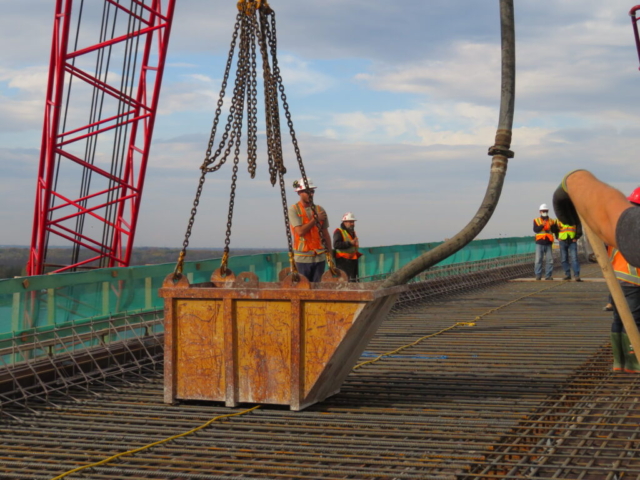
[381,0,516,288]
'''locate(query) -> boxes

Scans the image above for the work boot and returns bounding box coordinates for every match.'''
[545,277,554,281]
[562,275,571,281]
[535,276,541,281]
[611,332,625,372]
[622,333,640,373]
[574,277,582,282]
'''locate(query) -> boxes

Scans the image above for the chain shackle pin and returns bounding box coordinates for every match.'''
[173,251,186,278]
[220,251,230,276]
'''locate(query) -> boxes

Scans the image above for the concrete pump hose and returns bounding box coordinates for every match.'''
[381,0,516,289]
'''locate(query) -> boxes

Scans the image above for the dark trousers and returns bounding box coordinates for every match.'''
[336,257,359,282]
[611,282,640,333]
[559,240,580,277]
[296,261,325,282]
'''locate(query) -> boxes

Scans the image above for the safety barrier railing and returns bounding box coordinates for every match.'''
[0,237,537,408]
[0,237,535,368]
[0,237,534,336]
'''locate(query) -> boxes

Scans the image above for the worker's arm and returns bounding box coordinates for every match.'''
[333,229,351,250]
[532,220,544,233]
[292,208,328,237]
[554,170,640,266]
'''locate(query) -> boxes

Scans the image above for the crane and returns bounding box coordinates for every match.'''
[27,0,176,275]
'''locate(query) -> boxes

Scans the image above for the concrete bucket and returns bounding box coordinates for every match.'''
[160,270,404,410]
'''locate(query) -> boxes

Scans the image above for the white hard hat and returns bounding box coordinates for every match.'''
[342,212,357,222]
[293,178,316,192]
[539,203,549,211]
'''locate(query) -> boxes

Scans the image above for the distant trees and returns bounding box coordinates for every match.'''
[0,247,281,279]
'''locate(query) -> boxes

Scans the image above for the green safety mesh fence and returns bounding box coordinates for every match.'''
[0,237,535,338]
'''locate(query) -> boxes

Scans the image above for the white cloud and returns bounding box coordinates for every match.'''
[4,0,640,250]
[278,55,336,95]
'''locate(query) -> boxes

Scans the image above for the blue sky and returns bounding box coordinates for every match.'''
[2,1,640,250]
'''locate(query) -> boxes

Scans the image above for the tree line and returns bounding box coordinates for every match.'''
[0,247,280,279]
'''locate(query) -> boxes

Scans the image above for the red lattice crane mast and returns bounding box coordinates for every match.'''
[631,5,640,69]
[27,0,176,275]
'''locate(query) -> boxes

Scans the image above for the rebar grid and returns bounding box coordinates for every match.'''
[0,254,537,415]
[0,311,163,414]
[2,264,636,479]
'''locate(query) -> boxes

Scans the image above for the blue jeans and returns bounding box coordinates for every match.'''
[559,240,580,278]
[534,243,554,278]
[296,261,325,282]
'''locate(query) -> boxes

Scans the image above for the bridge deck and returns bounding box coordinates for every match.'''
[3,266,640,480]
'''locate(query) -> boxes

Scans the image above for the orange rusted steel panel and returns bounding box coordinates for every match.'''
[175,299,225,401]
[236,300,292,404]
[160,271,404,410]
[301,301,366,398]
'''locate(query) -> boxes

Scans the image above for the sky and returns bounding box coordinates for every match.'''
[2,0,640,250]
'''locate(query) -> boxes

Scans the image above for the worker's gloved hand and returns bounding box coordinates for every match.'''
[553,180,580,228]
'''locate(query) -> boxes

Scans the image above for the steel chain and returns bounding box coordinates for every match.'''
[173,13,242,278]
[267,12,338,274]
[221,7,253,272]
[175,1,331,279]
[256,8,296,272]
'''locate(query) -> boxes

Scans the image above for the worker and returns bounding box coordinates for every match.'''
[333,212,362,282]
[533,204,558,280]
[557,220,582,281]
[552,170,640,268]
[288,178,332,282]
[553,171,640,373]
[607,188,640,373]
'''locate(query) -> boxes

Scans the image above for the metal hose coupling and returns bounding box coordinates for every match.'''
[487,129,514,158]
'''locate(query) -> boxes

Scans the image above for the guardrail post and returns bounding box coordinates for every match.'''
[47,288,55,326]
[11,292,20,333]
[145,277,153,309]
[102,282,109,315]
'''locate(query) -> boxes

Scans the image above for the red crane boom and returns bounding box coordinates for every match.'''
[28,0,176,275]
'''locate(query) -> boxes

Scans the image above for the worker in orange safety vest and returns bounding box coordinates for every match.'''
[333,212,363,282]
[533,203,559,280]
[288,178,332,282]
[608,187,640,373]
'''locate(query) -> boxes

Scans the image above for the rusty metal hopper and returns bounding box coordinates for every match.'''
[160,271,403,411]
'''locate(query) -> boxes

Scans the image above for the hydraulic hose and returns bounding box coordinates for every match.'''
[381,0,515,288]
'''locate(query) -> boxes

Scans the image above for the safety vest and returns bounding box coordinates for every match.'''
[334,228,363,260]
[608,245,640,286]
[291,202,326,258]
[534,217,555,243]
[557,221,576,241]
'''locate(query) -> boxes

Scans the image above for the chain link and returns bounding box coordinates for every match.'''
[174,1,333,279]
[266,11,338,274]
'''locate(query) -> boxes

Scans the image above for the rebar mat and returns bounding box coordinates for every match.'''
[2,266,636,479]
